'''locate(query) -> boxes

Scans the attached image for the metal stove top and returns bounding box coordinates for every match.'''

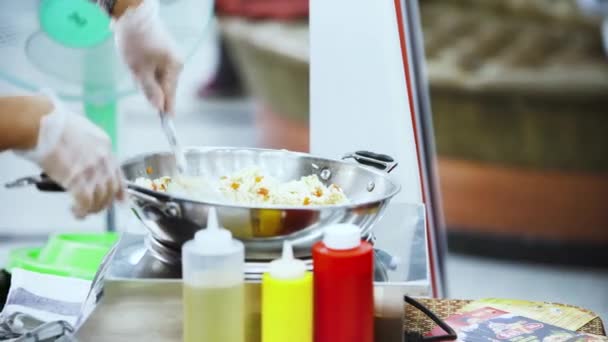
[106,234,316,281]
[104,202,429,284]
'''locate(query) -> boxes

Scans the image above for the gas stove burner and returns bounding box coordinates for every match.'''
[110,235,316,281]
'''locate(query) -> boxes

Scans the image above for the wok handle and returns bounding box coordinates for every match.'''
[4,173,64,192]
[126,188,181,218]
[36,174,65,192]
[5,174,181,217]
[343,151,398,173]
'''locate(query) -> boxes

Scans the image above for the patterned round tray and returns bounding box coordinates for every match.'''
[403,298,606,337]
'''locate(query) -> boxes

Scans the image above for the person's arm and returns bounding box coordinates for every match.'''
[0,96,53,151]
[93,0,183,115]
[1,94,124,218]
[93,0,142,19]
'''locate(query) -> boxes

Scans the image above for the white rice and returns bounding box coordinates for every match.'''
[134,167,349,206]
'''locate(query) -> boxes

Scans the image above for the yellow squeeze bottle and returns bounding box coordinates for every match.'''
[262,241,313,342]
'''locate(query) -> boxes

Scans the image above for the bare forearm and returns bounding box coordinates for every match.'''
[0,96,53,151]
[93,0,143,18]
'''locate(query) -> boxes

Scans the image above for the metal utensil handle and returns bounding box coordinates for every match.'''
[159,112,187,174]
[343,151,398,173]
[126,188,181,218]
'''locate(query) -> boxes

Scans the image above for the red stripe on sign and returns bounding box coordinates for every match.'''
[393,0,439,298]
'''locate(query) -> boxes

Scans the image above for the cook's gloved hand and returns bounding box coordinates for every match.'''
[19,93,125,219]
[113,0,182,115]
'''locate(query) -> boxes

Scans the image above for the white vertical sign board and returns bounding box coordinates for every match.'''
[309,0,422,204]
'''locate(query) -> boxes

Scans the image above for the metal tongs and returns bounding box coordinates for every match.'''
[159,111,187,175]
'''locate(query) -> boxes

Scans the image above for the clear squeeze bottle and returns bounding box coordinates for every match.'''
[182,207,245,342]
[262,241,313,342]
[312,224,374,342]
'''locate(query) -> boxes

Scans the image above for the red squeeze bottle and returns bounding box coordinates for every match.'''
[313,224,374,342]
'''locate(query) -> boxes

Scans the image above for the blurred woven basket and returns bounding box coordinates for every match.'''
[422,0,608,243]
[220,0,608,244]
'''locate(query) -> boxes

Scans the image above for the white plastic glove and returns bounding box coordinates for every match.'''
[113,0,182,115]
[19,94,125,219]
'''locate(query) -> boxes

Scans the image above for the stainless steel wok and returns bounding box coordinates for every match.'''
[123,147,401,260]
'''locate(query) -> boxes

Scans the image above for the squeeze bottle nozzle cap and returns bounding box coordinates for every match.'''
[268,241,307,279]
[323,224,361,250]
[194,207,235,254]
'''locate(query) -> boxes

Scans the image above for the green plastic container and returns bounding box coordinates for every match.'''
[8,233,118,280]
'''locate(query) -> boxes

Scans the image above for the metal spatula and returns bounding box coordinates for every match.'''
[159,112,188,175]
